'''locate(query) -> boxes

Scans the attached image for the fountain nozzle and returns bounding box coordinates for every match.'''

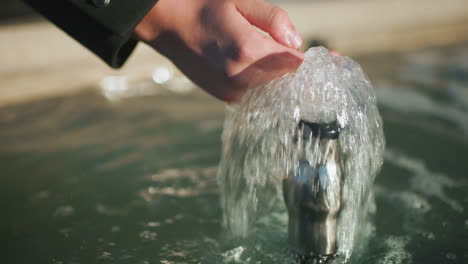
[283,120,343,258]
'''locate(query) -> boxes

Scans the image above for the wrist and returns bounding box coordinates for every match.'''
[134,1,165,44]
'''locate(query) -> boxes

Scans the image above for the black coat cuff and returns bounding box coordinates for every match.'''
[23,0,158,68]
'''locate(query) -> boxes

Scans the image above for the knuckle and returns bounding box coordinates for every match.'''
[225,40,254,63]
[236,45,254,61]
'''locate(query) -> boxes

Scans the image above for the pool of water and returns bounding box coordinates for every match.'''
[1,44,467,264]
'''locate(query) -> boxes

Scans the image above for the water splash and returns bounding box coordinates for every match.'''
[217,47,385,260]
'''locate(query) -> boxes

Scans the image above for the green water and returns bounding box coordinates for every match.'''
[1,46,467,263]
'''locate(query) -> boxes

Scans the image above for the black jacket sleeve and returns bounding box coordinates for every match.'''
[23,0,158,68]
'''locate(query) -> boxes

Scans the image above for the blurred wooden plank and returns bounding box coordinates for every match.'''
[280,0,468,54]
[0,22,171,106]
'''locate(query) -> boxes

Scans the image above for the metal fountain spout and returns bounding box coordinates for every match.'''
[283,120,343,259]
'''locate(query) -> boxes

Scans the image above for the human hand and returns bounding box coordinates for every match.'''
[135,0,304,102]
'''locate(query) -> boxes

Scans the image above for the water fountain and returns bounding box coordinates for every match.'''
[218,47,385,262]
[283,120,343,258]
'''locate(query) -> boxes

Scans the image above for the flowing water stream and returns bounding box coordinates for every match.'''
[217,47,385,262]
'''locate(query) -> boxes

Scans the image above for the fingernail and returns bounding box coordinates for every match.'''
[285,33,293,48]
[290,34,303,49]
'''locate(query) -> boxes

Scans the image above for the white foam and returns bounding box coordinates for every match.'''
[377,236,412,264]
[222,246,246,263]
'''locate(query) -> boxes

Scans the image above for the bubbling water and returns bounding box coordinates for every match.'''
[217,47,385,261]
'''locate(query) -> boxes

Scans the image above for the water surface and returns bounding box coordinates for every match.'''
[1,45,467,264]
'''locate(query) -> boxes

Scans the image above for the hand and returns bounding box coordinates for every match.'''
[135,0,304,102]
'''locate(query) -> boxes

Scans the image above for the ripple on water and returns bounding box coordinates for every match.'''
[139,167,218,203]
[53,205,75,217]
[385,149,464,213]
[139,230,157,241]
